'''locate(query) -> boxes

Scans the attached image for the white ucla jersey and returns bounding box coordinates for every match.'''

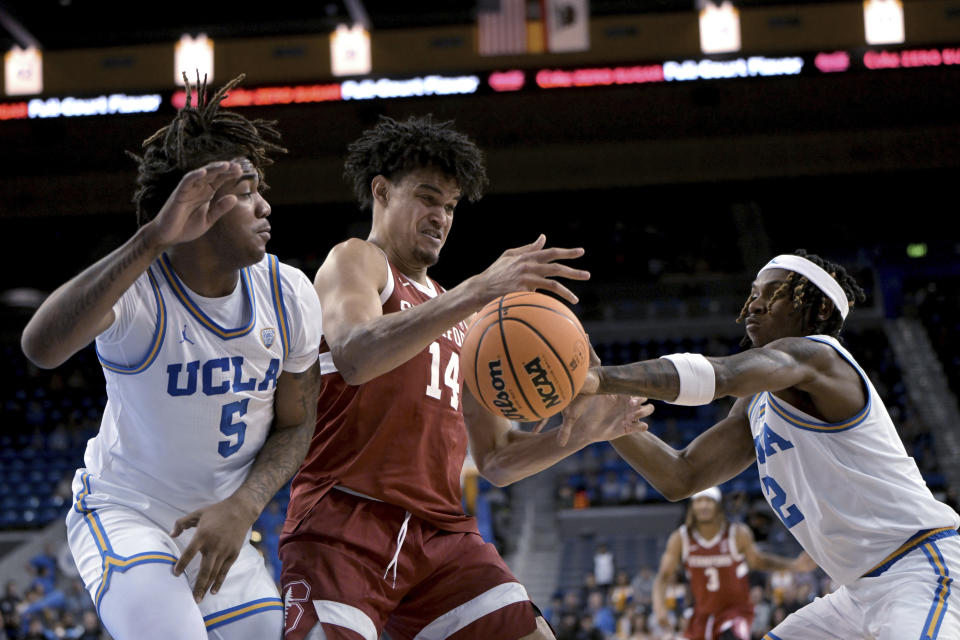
[747,335,959,585]
[84,253,321,516]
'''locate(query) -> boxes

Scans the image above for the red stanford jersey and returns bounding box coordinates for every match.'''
[285,258,475,534]
[681,523,751,616]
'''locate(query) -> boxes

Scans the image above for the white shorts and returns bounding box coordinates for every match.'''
[764,529,959,640]
[66,470,282,633]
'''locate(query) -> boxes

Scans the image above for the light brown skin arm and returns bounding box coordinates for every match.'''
[315,236,590,385]
[735,523,817,572]
[170,361,322,602]
[653,530,683,631]
[610,397,757,501]
[21,161,244,368]
[464,391,653,487]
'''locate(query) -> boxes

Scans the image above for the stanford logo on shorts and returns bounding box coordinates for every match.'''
[284,580,311,634]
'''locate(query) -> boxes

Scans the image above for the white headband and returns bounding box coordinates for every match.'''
[758,255,849,320]
[691,486,722,502]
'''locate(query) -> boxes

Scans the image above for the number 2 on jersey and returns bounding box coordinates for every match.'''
[761,475,805,528]
[425,341,460,409]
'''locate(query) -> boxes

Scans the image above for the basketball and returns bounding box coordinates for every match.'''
[462,291,590,422]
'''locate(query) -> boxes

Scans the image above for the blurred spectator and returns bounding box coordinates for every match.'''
[558,612,581,640]
[599,472,622,506]
[0,583,19,625]
[610,571,634,614]
[594,543,615,590]
[77,611,103,640]
[576,613,605,640]
[24,617,49,640]
[749,585,772,640]
[630,567,655,609]
[585,590,617,636]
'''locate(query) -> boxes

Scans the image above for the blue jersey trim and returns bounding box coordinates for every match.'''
[72,473,179,614]
[203,597,284,630]
[96,267,166,375]
[267,254,290,360]
[920,540,952,639]
[864,528,958,577]
[158,253,257,340]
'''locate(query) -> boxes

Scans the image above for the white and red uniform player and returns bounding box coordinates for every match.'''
[679,520,753,640]
[653,487,812,640]
[280,257,536,640]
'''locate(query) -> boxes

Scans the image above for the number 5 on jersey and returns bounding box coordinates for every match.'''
[425,341,460,409]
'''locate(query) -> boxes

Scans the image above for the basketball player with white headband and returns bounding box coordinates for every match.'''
[571,249,960,640]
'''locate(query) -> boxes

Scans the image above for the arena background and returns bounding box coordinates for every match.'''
[1,1,958,638]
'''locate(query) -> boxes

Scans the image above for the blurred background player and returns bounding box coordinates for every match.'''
[19,74,322,639]
[652,486,814,640]
[279,115,651,640]
[576,249,960,640]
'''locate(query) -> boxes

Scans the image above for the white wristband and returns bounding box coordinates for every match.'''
[660,353,716,406]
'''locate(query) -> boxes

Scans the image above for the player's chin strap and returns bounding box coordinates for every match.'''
[383,512,412,589]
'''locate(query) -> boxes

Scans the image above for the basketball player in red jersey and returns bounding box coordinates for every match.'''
[653,487,814,640]
[279,115,653,640]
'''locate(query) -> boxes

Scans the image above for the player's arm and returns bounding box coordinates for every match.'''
[171,360,322,602]
[463,391,652,487]
[610,397,756,501]
[316,235,589,385]
[653,530,682,631]
[21,161,243,368]
[735,523,817,572]
[588,337,832,402]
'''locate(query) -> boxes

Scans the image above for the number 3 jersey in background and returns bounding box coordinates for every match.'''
[285,255,476,536]
[680,523,750,616]
[85,253,321,517]
[747,335,960,586]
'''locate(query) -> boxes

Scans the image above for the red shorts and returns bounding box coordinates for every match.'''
[685,605,753,640]
[279,488,537,640]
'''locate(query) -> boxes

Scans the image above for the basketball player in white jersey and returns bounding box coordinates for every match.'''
[568,250,960,640]
[20,75,322,640]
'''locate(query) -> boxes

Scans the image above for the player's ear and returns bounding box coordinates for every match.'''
[371,175,390,208]
[818,298,835,322]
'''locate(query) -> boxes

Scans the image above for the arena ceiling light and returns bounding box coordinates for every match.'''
[4,44,41,96]
[330,24,372,77]
[174,34,214,86]
[698,0,741,55]
[864,0,905,46]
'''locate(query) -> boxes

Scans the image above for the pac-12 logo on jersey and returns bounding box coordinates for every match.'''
[261,328,276,349]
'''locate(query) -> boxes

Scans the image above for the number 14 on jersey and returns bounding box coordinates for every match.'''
[425,341,460,409]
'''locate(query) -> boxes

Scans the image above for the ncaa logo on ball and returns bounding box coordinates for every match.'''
[524,357,561,409]
[487,359,526,420]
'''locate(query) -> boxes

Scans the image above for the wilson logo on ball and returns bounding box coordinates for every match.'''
[488,359,526,420]
[524,357,561,409]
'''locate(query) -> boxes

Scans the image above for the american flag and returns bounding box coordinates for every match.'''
[477,0,528,56]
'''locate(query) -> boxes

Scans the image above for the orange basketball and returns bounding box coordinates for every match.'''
[462,291,589,422]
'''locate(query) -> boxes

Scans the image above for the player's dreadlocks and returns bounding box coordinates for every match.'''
[343,114,488,211]
[737,249,866,341]
[128,73,287,226]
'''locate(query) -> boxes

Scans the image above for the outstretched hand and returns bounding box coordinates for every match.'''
[170,496,258,602]
[552,393,654,447]
[144,160,244,249]
[472,234,590,305]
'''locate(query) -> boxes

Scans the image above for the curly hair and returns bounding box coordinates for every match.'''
[343,115,488,211]
[737,249,866,340]
[127,73,287,226]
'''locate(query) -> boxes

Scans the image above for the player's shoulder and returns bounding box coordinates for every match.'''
[763,335,839,366]
[328,237,384,264]
[246,254,315,298]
